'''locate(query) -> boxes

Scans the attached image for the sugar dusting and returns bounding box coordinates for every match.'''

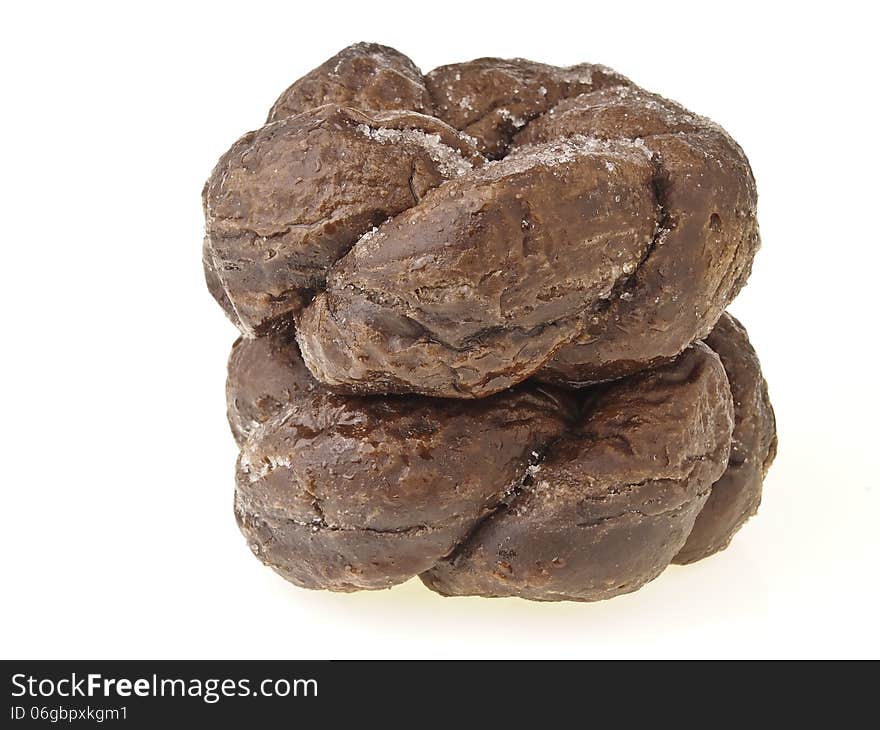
[558,63,620,86]
[356,123,474,178]
[239,450,293,483]
[490,133,653,179]
[498,108,528,129]
[592,85,727,137]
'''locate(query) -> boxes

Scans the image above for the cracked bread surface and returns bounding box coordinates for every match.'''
[226,314,772,599]
[232,336,571,591]
[673,312,777,564]
[203,44,760,396]
[207,44,775,601]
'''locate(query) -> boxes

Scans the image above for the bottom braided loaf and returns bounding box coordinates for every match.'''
[228,313,775,602]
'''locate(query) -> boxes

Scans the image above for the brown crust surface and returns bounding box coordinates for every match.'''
[204,47,761,398]
[673,313,777,564]
[203,105,481,334]
[296,136,659,397]
[231,338,573,591]
[206,46,775,602]
[420,342,733,601]
[223,326,775,598]
[267,42,433,122]
[226,328,319,446]
[425,58,630,158]
[525,87,760,386]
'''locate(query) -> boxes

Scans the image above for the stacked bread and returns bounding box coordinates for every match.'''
[204,43,776,602]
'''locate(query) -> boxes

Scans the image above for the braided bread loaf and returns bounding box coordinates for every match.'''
[205,43,758,397]
[206,44,776,602]
[229,312,774,600]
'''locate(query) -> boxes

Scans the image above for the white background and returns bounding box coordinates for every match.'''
[2,1,877,659]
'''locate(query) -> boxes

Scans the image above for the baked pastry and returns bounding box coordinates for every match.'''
[202,105,481,335]
[268,42,433,122]
[232,334,571,591]
[206,44,776,602]
[673,313,777,564]
[227,313,773,600]
[425,57,631,159]
[421,342,731,601]
[205,44,760,397]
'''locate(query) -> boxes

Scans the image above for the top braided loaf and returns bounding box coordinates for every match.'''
[203,43,759,398]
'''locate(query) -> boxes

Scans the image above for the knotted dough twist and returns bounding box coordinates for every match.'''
[204,44,759,398]
[229,313,775,601]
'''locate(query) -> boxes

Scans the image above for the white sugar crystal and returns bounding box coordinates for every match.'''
[356,226,380,246]
[560,66,594,85]
[355,123,474,178]
[497,134,649,178]
[498,108,527,128]
[240,453,294,483]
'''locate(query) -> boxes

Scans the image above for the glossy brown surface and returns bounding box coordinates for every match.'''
[203,105,481,334]
[231,340,572,591]
[296,137,659,397]
[421,343,733,601]
[226,329,318,446]
[267,42,432,122]
[225,316,774,599]
[674,313,777,564]
[203,46,761,397]
[425,57,630,158]
[206,45,776,602]
[525,87,759,387]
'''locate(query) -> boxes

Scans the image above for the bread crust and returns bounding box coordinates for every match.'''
[673,313,777,564]
[205,48,760,396]
[206,46,775,600]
